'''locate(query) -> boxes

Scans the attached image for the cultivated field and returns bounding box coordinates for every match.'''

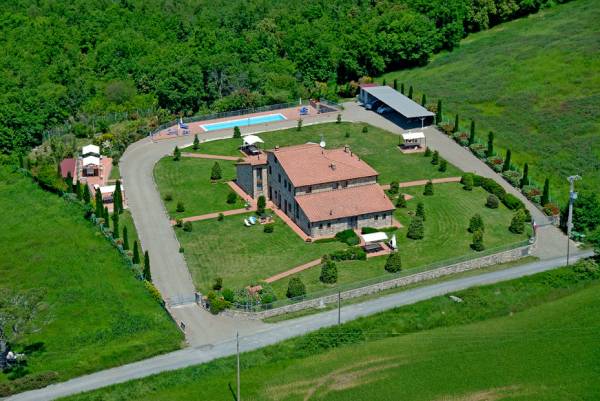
[0,166,182,395]
[382,0,600,199]
[62,264,600,401]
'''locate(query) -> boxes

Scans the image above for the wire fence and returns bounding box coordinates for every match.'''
[231,239,532,312]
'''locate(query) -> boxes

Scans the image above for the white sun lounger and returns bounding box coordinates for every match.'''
[244,219,251,227]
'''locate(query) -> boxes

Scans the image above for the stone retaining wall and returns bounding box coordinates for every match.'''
[223,244,533,320]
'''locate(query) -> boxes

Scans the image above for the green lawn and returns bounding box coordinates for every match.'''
[108,163,120,180]
[381,0,600,200]
[154,157,245,218]
[176,212,345,292]
[270,183,529,298]
[185,122,462,184]
[61,264,600,401]
[0,166,182,396]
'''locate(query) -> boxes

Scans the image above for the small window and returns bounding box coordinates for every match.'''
[278,174,281,183]
[375,214,379,221]
[327,222,331,228]
[333,182,339,190]
[306,186,312,194]
[319,223,323,229]
[268,166,272,174]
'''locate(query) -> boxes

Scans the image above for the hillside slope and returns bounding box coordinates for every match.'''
[383,0,600,199]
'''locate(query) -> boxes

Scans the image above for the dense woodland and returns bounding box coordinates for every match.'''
[0,0,569,153]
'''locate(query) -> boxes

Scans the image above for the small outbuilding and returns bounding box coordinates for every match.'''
[82,156,100,176]
[401,131,426,150]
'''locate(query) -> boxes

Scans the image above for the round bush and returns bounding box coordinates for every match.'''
[485,194,499,209]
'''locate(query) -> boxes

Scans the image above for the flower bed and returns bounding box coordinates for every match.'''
[469,143,487,159]
[502,170,521,187]
[486,155,504,172]
[522,185,542,204]
[453,131,470,146]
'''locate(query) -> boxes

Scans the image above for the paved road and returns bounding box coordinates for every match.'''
[340,102,576,260]
[8,251,593,401]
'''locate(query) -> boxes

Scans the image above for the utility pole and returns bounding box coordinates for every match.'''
[236,332,241,401]
[566,175,581,266]
[337,291,341,325]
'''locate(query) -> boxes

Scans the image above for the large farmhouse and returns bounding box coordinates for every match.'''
[236,143,395,238]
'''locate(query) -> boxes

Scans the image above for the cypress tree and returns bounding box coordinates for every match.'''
[384,251,402,273]
[114,179,123,214]
[541,178,550,206]
[173,145,181,161]
[122,226,129,250]
[211,162,222,180]
[469,120,476,145]
[407,216,424,240]
[393,79,398,90]
[487,131,494,157]
[421,94,427,107]
[400,83,405,94]
[424,147,432,157]
[423,180,434,196]
[95,188,103,217]
[132,240,140,264]
[382,78,387,86]
[520,163,529,188]
[104,207,110,229]
[65,172,73,192]
[143,251,151,281]
[453,114,459,133]
[233,126,241,138]
[416,201,426,221]
[192,134,200,150]
[75,180,81,199]
[471,230,485,251]
[431,150,440,165]
[408,85,413,99]
[468,213,484,233]
[396,195,407,208]
[436,99,442,123]
[112,212,119,238]
[83,185,91,204]
[502,149,512,172]
[439,158,447,172]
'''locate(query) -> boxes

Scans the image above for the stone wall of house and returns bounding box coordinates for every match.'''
[295,176,377,196]
[309,211,393,237]
[222,244,532,320]
[253,165,268,199]
[236,164,254,198]
[267,152,298,217]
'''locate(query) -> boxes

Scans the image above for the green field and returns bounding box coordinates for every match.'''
[382,0,600,200]
[270,183,529,297]
[0,166,182,396]
[176,212,345,292]
[154,157,245,218]
[187,122,462,184]
[62,263,600,401]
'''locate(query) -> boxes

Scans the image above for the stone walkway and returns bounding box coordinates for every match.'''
[181,152,241,161]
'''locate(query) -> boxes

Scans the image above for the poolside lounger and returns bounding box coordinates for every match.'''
[248,216,257,225]
[244,219,251,227]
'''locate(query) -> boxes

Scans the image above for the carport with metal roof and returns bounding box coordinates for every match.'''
[359,85,435,129]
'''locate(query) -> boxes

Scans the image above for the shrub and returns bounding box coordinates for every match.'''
[179,246,184,253]
[218,213,224,221]
[183,221,192,232]
[462,173,474,191]
[361,227,379,234]
[396,195,407,208]
[336,113,342,124]
[208,293,229,315]
[502,170,521,187]
[438,123,454,135]
[226,192,237,204]
[384,251,402,273]
[522,185,542,204]
[297,119,303,131]
[335,229,360,246]
[416,201,425,221]
[233,126,241,138]
[424,147,432,157]
[176,201,185,212]
[481,178,506,199]
[423,180,434,196]
[407,216,424,240]
[345,131,350,138]
[175,218,183,227]
[212,277,223,290]
[257,195,266,214]
[173,146,181,161]
[469,143,487,159]
[389,181,399,194]
[320,260,338,284]
[362,125,368,133]
[164,193,173,201]
[210,162,222,180]
[431,150,439,165]
[486,194,499,209]
[452,131,469,146]
[509,210,526,234]
[144,280,164,306]
[329,246,366,261]
[468,213,484,233]
[222,288,235,303]
[192,134,200,150]
[439,159,447,172]
[502,193,524,210]
[486,155,504,172]
[263,223,275,233]
[286,277,306,298]
[471,230,485,251]
[543,203,560,216]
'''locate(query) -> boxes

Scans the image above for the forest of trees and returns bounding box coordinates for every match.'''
[0,0,569,153]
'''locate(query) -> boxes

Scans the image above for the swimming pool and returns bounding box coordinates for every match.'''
[200,113,287,132]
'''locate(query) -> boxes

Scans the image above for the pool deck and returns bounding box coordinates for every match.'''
[151,104,331,141]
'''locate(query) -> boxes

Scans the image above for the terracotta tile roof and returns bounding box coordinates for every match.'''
[295,184,395,223]
[267,143,378,187]
[60,158,76,178]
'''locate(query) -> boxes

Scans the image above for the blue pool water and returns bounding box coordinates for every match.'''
[200,113,286,132]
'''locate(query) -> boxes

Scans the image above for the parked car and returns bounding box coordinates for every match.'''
[376,105,391,114]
